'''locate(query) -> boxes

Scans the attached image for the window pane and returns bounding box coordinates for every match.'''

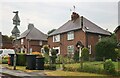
[53,34,60,42]
[67,31,74,40]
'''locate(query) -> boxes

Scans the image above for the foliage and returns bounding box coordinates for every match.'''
[115,48,120,58]
[81,47,89,61]
[16,54,26,66]
[44,53,50,64]
[95,37,117,61]
[56,55,63,64]
[50,49,58,64]
[104,59,116,74]
[47,29,56,35]
[63,62,104,74]
[73,50,79,62]
[43,45,49,55]
[2,56,9,64]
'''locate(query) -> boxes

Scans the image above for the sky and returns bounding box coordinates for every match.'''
[0,0,119,36]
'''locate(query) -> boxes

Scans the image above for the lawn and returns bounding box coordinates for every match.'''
[63,61,119,71]
[44,70,107,76]
[2,64,108,76]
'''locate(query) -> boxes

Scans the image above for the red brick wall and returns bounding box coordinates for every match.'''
[48,29,86,56]
[18,38,47,53]
[87,33,99,57]
[116,29,120,42]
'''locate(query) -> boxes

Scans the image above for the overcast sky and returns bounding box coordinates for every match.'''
[0,0,119,36]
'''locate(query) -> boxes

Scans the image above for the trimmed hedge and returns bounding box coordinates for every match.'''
[16,54,26,66]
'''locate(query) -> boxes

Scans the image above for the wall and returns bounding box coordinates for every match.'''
[116,28,120,42]
[48,29,86,56]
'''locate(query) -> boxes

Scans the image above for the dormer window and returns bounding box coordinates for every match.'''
[53,34,60,42]
[67,31,74,40]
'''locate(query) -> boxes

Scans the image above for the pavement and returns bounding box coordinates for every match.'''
[0,66,47,78]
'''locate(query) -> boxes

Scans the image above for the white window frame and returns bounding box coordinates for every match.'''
[67,31,74,40]
[67,45,74,54]
[39,41,42,46]
[53,34,60,42]
[88,45,92,54]
[21,39,24,44]
[53,47,60,55]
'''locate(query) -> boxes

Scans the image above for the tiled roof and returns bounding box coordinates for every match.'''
[49,17,81,36]
[49,14,111,36]
[114,25,120,33]
[82,17,111,35]
[18,24,47,41]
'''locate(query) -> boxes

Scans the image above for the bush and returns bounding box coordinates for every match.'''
[104,59,116,74]
[2,56,9,64]
[44,53,50,64]
[63,63,104,74]
[95,37,117,61]
[16,54,26,66]
[43,45,49,55]
[73,50,79,62]
[56,55,63,64]
[81,48,89,61]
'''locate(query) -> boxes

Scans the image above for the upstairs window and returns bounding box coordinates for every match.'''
[53,34,60,42]
[67,31,74,40]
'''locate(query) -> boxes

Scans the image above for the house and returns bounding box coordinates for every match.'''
[0,32,13,49]
[18,23,47,53]
[114,25,120,42]
[0,32,2,49]
[48,12,111,58]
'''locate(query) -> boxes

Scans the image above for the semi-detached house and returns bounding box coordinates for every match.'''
[48,12,111,58]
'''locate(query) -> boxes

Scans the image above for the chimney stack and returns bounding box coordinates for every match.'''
[71,12,79,21]
[28,23,34,30]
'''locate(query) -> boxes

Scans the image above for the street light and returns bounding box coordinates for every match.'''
[11,11,20,70]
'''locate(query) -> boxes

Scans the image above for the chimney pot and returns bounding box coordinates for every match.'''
[71,12,79,21]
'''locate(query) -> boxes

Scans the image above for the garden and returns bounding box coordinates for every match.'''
[1,34,120,76]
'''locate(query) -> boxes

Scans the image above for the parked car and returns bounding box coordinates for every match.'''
[0,49,15,57]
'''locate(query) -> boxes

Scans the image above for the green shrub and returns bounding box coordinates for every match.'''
[95,37,117,61]
[56,55,63,64]
[104,59,116,74]
[44,53,50,64]
[43,45,49,55]
[81,64,104,74]
[16,54,26,66]
[73,50,79,62]
[2,57,8,64]
[81,48,89,61]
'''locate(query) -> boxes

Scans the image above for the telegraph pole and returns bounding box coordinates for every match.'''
[11,11,20,70]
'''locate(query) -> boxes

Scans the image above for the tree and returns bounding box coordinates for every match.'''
[47,29,56,35]
[95,37,117,61]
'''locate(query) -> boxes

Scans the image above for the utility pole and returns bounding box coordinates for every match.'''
[11,11,20,70]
